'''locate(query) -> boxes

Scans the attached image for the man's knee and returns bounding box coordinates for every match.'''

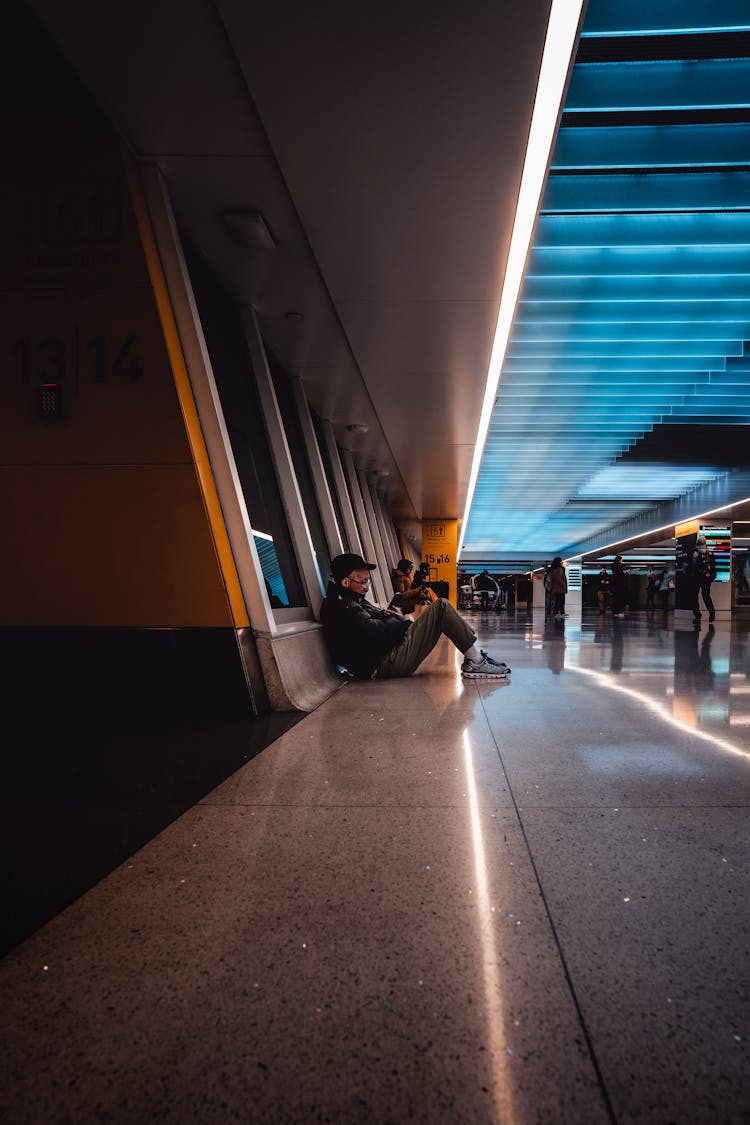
[422,597,447,616]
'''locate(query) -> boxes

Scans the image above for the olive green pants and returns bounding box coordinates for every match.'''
[375,599,477,679]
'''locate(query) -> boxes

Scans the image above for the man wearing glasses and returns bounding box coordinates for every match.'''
[320,553,510,681]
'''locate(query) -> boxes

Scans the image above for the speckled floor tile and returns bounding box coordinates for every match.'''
[0,804,607,1125]
[202,664,515,811]
[4,612,750,1125]
[518,805,750,1125]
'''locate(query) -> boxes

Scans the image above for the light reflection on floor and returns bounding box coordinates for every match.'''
[471,607,750,749]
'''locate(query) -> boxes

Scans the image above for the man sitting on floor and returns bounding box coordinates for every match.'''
[320,553,510,680]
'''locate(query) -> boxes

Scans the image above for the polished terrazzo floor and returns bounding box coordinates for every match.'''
[2,610,749,1124]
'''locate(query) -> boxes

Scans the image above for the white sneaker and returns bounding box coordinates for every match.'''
[461,650,511,679]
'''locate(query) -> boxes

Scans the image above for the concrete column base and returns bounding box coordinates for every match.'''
[255,622,346,711]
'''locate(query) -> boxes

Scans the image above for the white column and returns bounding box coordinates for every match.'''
[241,307,325,614]
[373,486,400,563]
[565,557,583,621]
[342,451,389,606]
[359,469,391,592]
[533,570,547,613]
[291,378,345,558]
[137,164,275,635]
[320,420,363,558]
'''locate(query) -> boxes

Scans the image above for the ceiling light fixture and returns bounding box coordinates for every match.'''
[458,0,585,557]
[564,492,750,564]
[346,423,369,435]
[221,209,276,249]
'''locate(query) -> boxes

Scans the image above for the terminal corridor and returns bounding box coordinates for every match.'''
[2,610,749,1124]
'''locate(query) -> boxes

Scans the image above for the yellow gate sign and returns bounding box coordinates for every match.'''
[421,520,458,605]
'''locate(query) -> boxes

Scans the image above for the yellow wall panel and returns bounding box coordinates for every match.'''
[0,465,233,627]
[1,82,244,629]
[1,289,193,465]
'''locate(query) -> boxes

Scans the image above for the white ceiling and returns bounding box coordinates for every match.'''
[28,0,554,530]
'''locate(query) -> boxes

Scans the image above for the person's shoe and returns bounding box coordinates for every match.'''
[462,650,510,679]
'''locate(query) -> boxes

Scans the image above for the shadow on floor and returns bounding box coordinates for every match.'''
[0,710,303,957]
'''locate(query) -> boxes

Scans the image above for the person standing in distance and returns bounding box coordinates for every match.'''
[611,554,627,618]
[692,536,717,626]
[550,557,567,620]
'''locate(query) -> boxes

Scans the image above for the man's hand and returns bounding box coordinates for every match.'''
[386,606,404,617]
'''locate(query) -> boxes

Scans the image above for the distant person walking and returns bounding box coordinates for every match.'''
[611,555,626,618]
[596,566,610,614]
[691,536,717,625]
[550,557,567,620]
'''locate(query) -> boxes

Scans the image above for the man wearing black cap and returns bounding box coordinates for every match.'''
[320,552,510,680]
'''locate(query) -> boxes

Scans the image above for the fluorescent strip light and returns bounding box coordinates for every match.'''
[567,493,750,563]
[458,0,585,556]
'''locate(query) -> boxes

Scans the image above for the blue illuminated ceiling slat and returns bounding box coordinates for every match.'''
[462,2,750,559]
[497,395,684,408]
[534,212,750,247]
[512,321,749,342]
[507,340,742,358]
[567,60,750,113]
[553,123,750,169]
[544,172,750,213]
[522,275,750,301]
[581,0,750,37]
[504,357,721,372]
[499,389,688,402]
[516,300,750,320]
[527,246,750,277]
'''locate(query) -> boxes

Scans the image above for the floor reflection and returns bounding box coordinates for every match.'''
[470,608,750,748]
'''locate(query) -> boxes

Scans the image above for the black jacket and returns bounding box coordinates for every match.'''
[693,549,717,584]
[320,582,410,678]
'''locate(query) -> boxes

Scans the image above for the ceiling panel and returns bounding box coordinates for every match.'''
[216,0,554,521]
[463,1,750,560]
